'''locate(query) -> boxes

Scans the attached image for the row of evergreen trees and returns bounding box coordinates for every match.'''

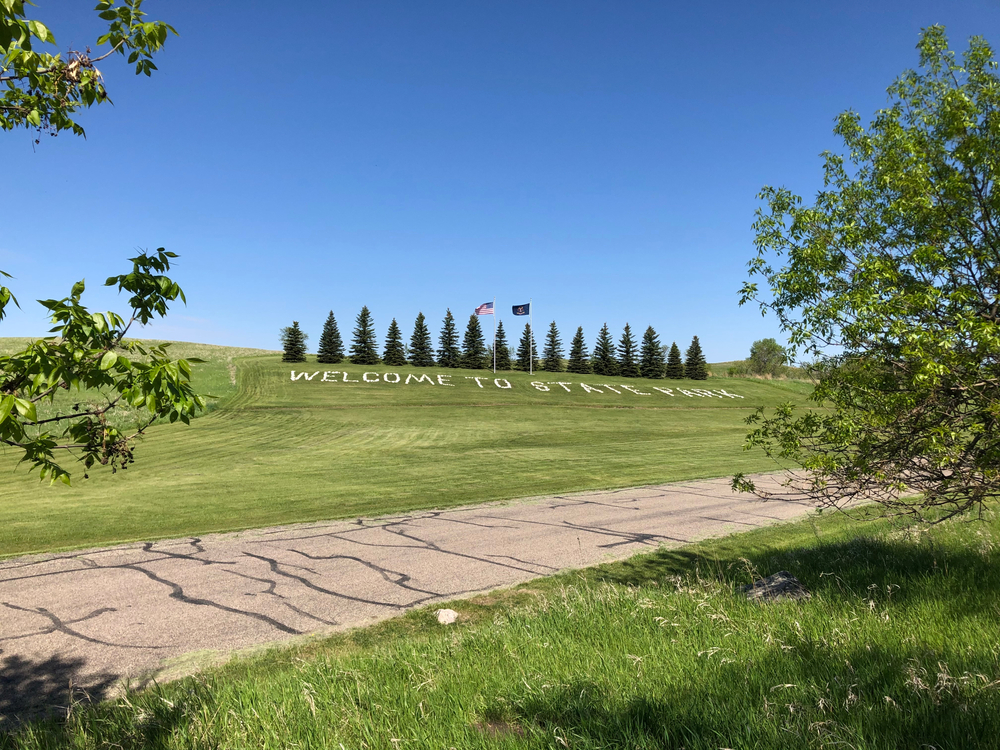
[281,310,708,379]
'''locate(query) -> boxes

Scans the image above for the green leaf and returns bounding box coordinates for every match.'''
[13,398,37,422]
[0,395,13,424]
[99,351,118,370]
[27,20,55,44]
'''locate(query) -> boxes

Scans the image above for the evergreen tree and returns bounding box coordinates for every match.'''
[515,323,538,371]
[542,321,564,372]
[382,318,407,366]
[617,324,640,378]
[591,323,619,376]
[639,325,666,379]
[316,311,344,364]
[665,342,684,379]
[437,309,461,368]
[684,335,709,380]
[493,320,512,370]
[461,314,488,369]
[408,312,435,367]
[567,326,591,374]
[280,321,308,363]
[349,306,381,365]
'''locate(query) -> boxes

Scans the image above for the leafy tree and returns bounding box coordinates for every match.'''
[280,322,308,362]
[665,342,684,379]
[493,320,512,370]
[0,251,205,484]
[747,338,787,377]
[437,309,461,368]
[567,326,591,374]
[617,324,640,378]
[736,26,1000,521]
[591,323,618,376]
[0,7,200,485]
[639,326,666,379]
[542,321,564,372]
[684,336,708,380]
[1,0,176,137]
[382,318,407,366]
[515,323,538,371]
[461,314,488,369]
[408,312,435,367]
[316,311,344,364]
[349,306,380,365]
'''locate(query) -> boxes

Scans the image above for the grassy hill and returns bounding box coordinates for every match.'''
[0,340,813,556]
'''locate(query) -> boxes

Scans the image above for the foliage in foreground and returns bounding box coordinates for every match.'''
[1,2,193,484]
[0,0,175,136]
[0,252,203,484]
[738,27,1000,522]
[5,507,999,749]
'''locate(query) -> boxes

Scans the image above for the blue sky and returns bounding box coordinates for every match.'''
[3,1,998,361]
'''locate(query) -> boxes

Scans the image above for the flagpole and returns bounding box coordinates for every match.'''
[492,296,497,374]
[529,297,533,376]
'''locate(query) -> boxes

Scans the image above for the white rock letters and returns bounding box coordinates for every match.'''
[289,371,743,398]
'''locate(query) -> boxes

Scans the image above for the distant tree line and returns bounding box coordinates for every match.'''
[281,311,709,380]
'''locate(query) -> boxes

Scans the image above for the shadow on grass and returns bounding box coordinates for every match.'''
[0,654,115,731]
[0,661,190,750]
[588,522,1000,615]
[502,641,1000,749]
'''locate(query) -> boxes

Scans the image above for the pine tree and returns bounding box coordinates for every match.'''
[639,326,666,379]
[567,326,591,374]
[280,321,308,363]
[461,314,488,369]
[408,312,435,367]
[515,323,538,371]
[493,320,511,370]
[591,323,619,376]
[617,324,640,378]
[316,311,344,364]
[437,309,461,368]
[665,342,684,379]
[382,318,407,366]
[349,306,380,365]
[542,321,564,372]
[684,335,709,380]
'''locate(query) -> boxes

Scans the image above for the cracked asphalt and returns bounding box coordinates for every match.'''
[0,474,810,724]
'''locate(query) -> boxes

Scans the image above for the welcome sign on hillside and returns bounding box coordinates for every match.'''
[290,370,744,398]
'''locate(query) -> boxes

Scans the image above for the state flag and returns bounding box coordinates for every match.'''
[512,303,530,316]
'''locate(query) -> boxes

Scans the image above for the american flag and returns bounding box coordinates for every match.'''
[475,301,494,315]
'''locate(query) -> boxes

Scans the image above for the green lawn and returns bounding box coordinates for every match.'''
[0,343,811,556]
[6,497,998,749]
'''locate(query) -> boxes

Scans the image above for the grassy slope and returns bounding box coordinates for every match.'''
[6,503,998,749]
[0,338,278,423]
[0,345,811,555]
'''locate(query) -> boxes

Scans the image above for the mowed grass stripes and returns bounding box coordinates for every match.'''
[0,347,811,556]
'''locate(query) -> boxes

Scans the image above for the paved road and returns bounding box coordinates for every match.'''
[0,474,810,725]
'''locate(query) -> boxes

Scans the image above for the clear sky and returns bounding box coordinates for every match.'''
[3,1,998,361]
